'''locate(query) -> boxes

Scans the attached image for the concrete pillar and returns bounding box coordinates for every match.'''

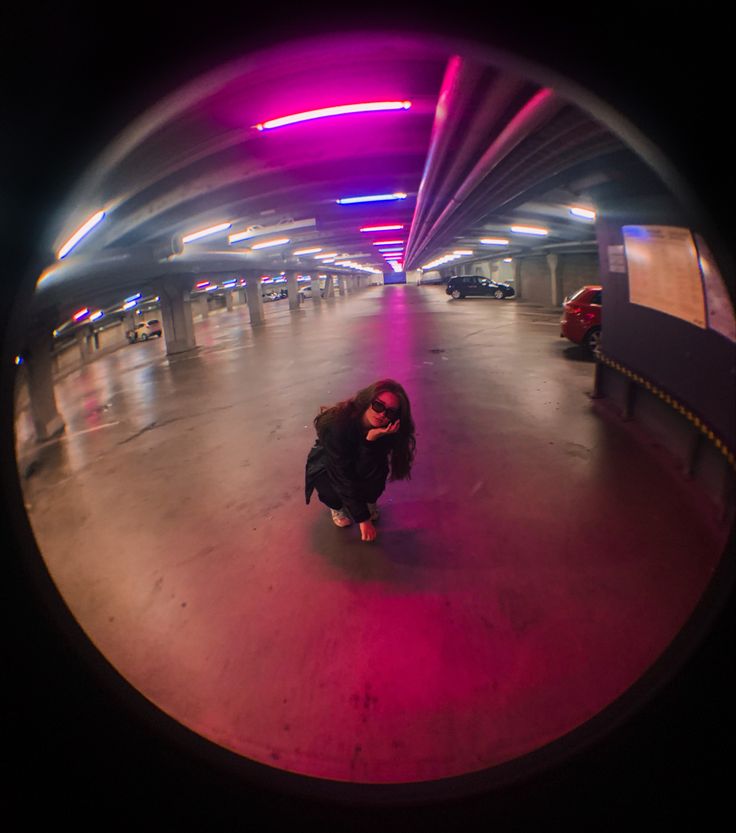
[309,273,322,302]
[244,272,265,326]
[286,271,300,310]
[154,275,197,355]
[198,294,209,319]
[339,276,348,296]
[75,328,91,364]
[323,273,335,298]
[547,253,561,306]
[123,311,136,342]
[25,327,65,441]
[225,289,234,311]
[514,259,523,299]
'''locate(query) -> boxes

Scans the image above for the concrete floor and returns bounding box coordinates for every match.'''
[15,284,729,784]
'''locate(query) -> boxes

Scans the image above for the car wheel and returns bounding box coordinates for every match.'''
[140,333,148,341]
[494,289,504,299]
[584,327,601,356]
[451,289,463,299]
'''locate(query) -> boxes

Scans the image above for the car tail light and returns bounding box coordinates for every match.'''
[566,303,582,315]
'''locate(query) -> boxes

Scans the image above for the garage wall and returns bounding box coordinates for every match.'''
[559,253,601,299]
[518,257,551,304]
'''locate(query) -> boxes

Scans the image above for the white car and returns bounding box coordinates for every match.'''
[127,319,162,342]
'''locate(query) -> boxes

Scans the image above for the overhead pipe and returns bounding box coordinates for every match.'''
[406,56,528,264]
[407,87,563,269]
[405,56,473,259]
[410,79,532,258]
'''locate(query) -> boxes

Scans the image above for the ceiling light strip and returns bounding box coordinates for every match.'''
[57,210,106,259]
[337,193,407,205]
[255,101,411,131]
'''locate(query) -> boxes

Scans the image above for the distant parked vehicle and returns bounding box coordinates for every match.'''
[560,285,602,354]
[298,285,324,299]
[127,319,162,342]
[446,275,515,300]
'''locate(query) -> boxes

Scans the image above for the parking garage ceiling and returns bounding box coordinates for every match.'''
[33,32,655,326]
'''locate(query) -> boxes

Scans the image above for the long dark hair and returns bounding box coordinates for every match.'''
[314,378,416,480]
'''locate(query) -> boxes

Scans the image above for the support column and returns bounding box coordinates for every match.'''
[323,273,335,298]
[547,253,561,307]
[339,276,348,296]
[514,259,523,299]
[225,289,234,311]
[75,328,91,364]
[198,294,209,319]
[309,272,322,302]
[286,271,300,310]
[154,275,197,355]
[244,272,265,325]
[25,326,65,441]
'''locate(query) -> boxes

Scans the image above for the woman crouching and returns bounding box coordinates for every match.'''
[305,379,416,542]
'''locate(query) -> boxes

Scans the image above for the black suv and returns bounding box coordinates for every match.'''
[446,275,515,300]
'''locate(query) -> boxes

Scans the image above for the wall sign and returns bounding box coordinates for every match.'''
[623,225,706,328]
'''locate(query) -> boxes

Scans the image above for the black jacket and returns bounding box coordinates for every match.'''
[305,413,394,523]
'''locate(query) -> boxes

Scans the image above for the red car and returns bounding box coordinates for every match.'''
[560,285,602,354]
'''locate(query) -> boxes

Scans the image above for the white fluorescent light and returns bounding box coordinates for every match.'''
[57,210,106,259]
[453,250,473,255]
[480,238,509,246]
[182,222,232,243]
[510,225,548,236]
[293,247,323,255]
[337,193,407,205]
[315,252,338,259]
[569,206,596,220]
[251,237,290,249]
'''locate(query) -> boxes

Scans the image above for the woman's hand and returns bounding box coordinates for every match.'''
[359,520,377,542]
[366,419,400,443]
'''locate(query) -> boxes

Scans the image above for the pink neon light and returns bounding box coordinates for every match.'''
[360,224,404,232]
[372,240,404,246]
[72,308,90,321]
[255,100,411,131]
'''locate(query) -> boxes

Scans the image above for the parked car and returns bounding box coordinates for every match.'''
[560,285,602,354]
[263,289,287,302]
[127,319,162,342]
[446,275,515,299]
[298,285,324,299]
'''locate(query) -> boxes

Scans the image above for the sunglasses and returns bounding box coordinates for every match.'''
[370,399,400,422]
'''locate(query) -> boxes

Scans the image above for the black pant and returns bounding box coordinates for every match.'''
[313,471,385,512]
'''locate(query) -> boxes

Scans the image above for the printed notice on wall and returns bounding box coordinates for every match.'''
[607,245,626,273]
[694,233,736,342]
[622,225,706,328]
